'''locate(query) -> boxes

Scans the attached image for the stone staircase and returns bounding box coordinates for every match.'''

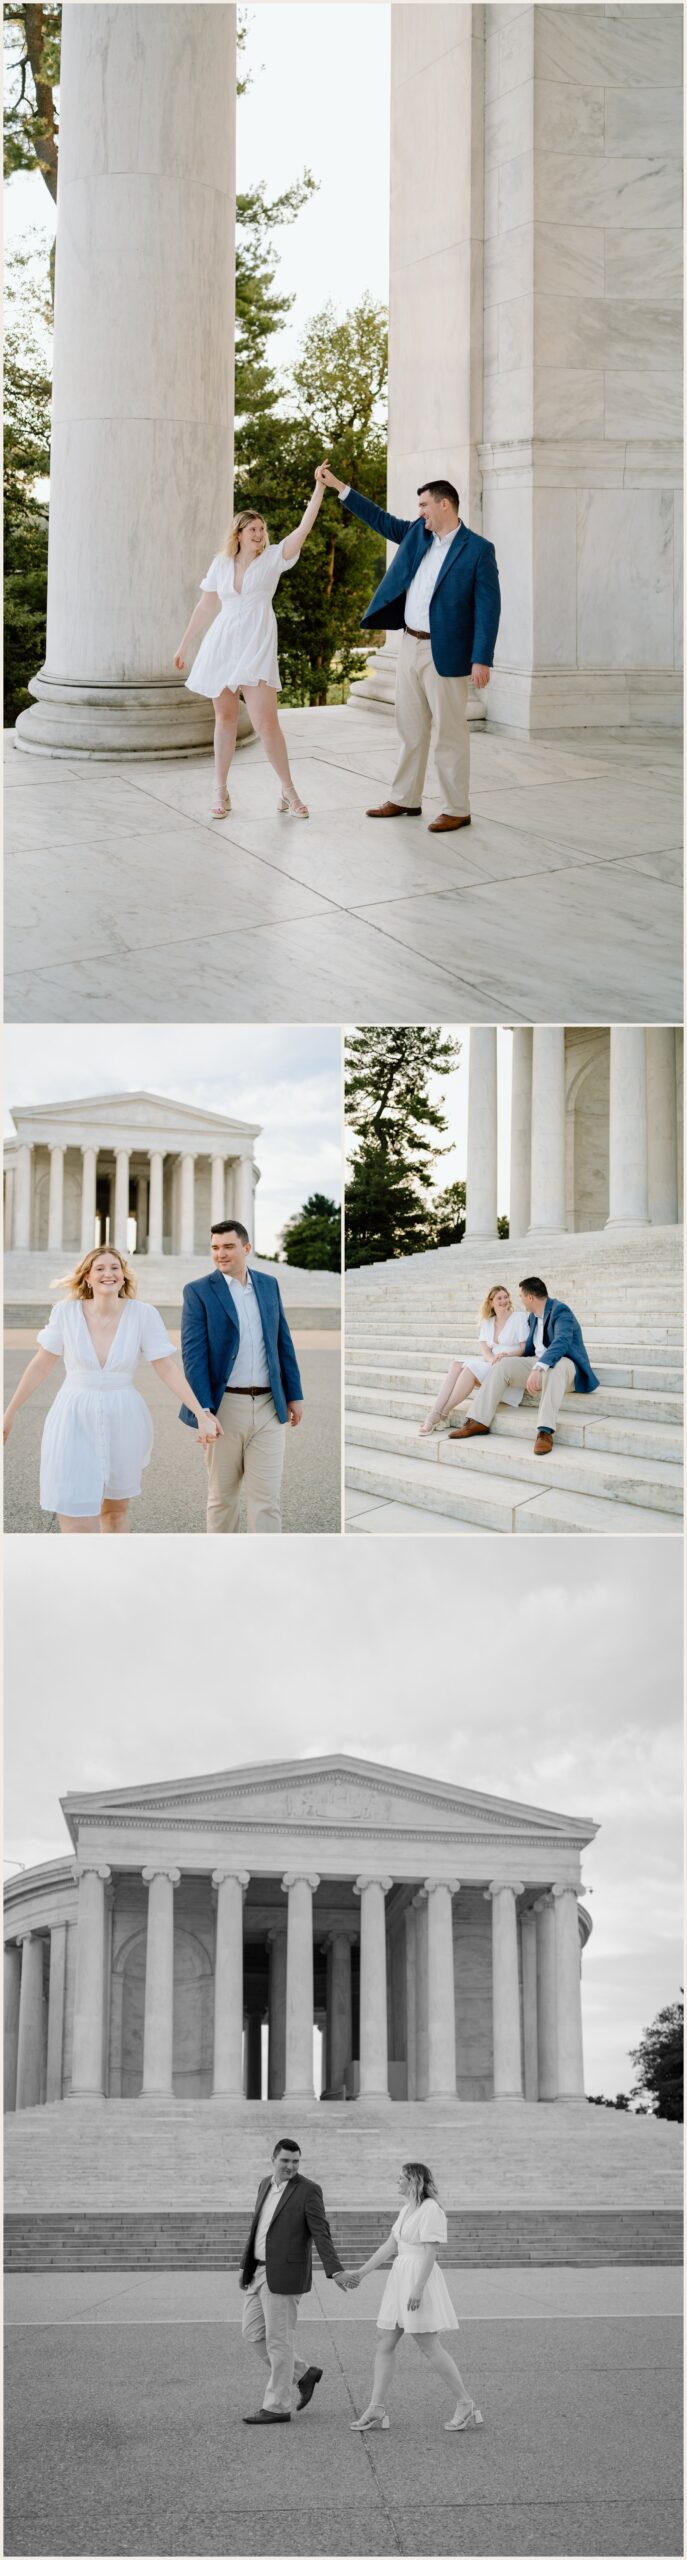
[4,1250,339,1311]
[346,1233,683,1536]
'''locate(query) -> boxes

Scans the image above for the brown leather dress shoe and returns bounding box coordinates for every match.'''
[447,1420,490,1440]
[534,1429,554,1455]
[367,800,422,818]
[243,2410,291,2424]
[428,813,472,832]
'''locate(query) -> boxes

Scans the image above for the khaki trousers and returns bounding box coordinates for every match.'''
[242,2272,309,2413]
[392,633,470,815]
[468,1355,577,1432]
[205,1390,285,1534]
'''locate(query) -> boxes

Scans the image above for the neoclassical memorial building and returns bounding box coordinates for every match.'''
[467,1026,683,1239]
[4,1755,594,2115]
[4,1091,261,1266]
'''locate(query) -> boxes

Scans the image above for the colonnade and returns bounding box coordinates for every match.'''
[4,1868,587,2113]
[6,1143,257,1256]
[466,1027,681,1239]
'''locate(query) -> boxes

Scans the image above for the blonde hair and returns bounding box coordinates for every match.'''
[53,1245,137,1301]
[479,1283,513,1322]
[401,2162,439,2205]
[223,509,268,559]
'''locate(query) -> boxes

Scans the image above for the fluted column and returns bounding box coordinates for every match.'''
[113,1149,130,1249]
[520,1907,539,2101]
[607,1029,649,1226]
[225,1163,237,1218]
[267,1925,288,2099]
[552,1886,585,2101]
[466,1028,498,1237]
[70,1864,112,2097]
[509,1028,533,1238]
[404,1905,418,2101]
[235,1156,254,1235]
[488,1881,524,2101]
[529,1029,565,1232]
[47,1146,66,1253]
[354,1876,392,2101]
[80,1147,97,1253]
[148,1152,164,1255]
[179,1154,196,1254]
[4,1167,15,1250]
[646,1029,678,1225]
[534,1893,557,2103]
[4,1946,21,2112]
[46,1922,68,2103]
[325,1931,355,2092]
[135,1174,148,1254]
[14,1145,32,1251]
[15,1934,46,2110]
[424,1881,459,2100]
[141,1867,180,2097]
[211,1155,226,1225]
[282,1874,319,2101]
[212,1870,249,2098]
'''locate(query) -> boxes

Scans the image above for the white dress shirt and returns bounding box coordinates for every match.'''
[253,2176,285,2265]
[224,1269,270,1388]
[338,488,459,634]
[534,1314,547,1363]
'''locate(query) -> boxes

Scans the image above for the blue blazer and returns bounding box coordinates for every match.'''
[179,1269,303,1428]
[525,1298,599,1396]
[343,487,501,677]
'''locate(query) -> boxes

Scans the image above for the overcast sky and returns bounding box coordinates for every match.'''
[5,1539,681,2098]
[4,1026,342,1259]
[345,1029,514,1213]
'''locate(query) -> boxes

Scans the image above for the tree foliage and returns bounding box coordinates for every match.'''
[235,175,318,421]
[4,4,60,200]
[281,1192,341,1274]
[345,1028,462,1268]
[630,1996,683,2121]
[4,249,52,724]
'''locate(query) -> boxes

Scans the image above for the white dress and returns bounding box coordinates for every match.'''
[377,2201,458,2335]
[458,1309,529,1407]
[37,1299,174,1517]
[185,541,299,697]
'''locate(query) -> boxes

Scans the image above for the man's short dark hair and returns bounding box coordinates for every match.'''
[520,1276,548,1299]
[417,478,459,509]
[210,1218,250,1245]
[273,2138,301,2158]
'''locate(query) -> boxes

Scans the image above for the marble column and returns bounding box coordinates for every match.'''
[4,1166,15,1250]
[520,1907,539,2102]
[148,1152,164,1255]
[404,1905,418,2101]
[466,1029,498,1236]
[47,1146,66,1253]
[424,1881,459,2100]
[646,1029,678,1226]
[509,1029,533,1238]
[141,1867,180,2097]
[16,4,237,758]
[113,1149,130,1249]
[414,1891,430,2100]
[212,1870,248,2098]
[225,1163,237,1219]
[235,1157,254,1235]
[211,1155,226,1226]
[4,1946,21,2112]
[46,1922,68,2104]
[488,1882,524,2101]
[179,1154,196,1255]
[355,1877,392,2101]
[267,1925,287,2100]
[80,1147,97,1254]
[282,1874,319,2101]
[552,1887,585,2101]
[529,1030,565,1232]
[16,1933,45,2111]
[607,1030,649,1227]
[534,1893,557,2104]
[244,2010,263,2101]
[135,1174,148,1254]
[325,1932,354,2092]
[70,1865,111,2097]
[14,1145,32,1251]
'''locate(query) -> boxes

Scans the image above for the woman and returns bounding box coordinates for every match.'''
[341,2162,482,2434]
[2,1245,221,1534]
[419,1283,529,1435]
[174,466,329,820]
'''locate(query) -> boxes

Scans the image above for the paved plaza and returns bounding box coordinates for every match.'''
[5,714,682,1025]
[3,1331,340,1534]
[4,2267,682,2557]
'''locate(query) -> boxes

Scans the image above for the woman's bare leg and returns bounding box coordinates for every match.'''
[412,2333,474,2415]
[99,1500,130,1535]
[353,2328,402,2424]
[57,1515,100,1535]
[242,684,306,810]
[212,689,240,803]
[420,1363,477,1434]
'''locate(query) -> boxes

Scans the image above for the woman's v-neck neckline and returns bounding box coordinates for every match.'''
[79,1300,129,1371]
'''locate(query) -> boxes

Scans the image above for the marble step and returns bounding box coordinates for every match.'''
[347,1371,684,1425]
[346,1388,683,1468]
[6,2206,682,2272]
[347,1411,683,1515]
[345,1440,681,1536]
[348,1332,683,1371]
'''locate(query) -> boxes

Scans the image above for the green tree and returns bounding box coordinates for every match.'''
[4,4,60,200]
[431,1181,466,1247]
[281,1193,341,1274]
[235,177,318,421]
[346,1027,461,1269]
[4,250,52,725]
[630,1996,683,2121]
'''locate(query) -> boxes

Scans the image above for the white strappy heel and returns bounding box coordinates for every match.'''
[278,791,309,819]
[210,791,231,819]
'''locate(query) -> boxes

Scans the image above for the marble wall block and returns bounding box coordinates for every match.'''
[534,224,605,298]
[535,7,682,91]
[604,86,683,158]
[577,490,675,668]
[604,375,683,440]
[534,153,681,231]
[533,489,578,665]
[497,147,535,231]
[481,488,534,665]
[674,487,683,671]
[532,370,605,438]
[604,231,682,302]
[392,1,467,84]
[533,78,605,153]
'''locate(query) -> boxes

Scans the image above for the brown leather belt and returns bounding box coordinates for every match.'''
[403,623,430,639]
[223,1384,270,1396]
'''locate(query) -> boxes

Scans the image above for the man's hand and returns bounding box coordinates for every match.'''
[287,1401,304,1428]
[525,1366,542,1398]
[333,2269,359,2289]
[319,464,346,493]
[471,664,491,689]
[197,1410,223,1445]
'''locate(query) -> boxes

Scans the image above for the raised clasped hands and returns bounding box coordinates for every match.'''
[317,462,345,493]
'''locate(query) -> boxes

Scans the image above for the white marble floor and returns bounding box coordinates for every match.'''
[4,712,682,1023]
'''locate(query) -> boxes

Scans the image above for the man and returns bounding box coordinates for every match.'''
[448,1276,599,1456]
[239,2138,346,2424]
[320,462,500,832]
[179,1219,303,1533]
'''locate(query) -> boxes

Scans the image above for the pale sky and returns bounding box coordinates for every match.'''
[346,1029,514,1216]
[4,1027,342,1260]
[5,1539,682,2100]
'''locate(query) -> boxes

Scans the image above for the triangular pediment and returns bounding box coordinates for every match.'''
[10,1090,260,1141]
[62,1754,596,1848]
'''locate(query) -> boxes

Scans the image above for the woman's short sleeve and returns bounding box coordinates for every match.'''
[139,1304,175,1363]
[261,540,298,590]
[200,554,223,594]
[514,1310,529,1345]
[478,1319,492,1344]
[417,2201,447,2245]
[36,1304,66,1355]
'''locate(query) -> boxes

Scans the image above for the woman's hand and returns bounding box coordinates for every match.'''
[339,2269,361,2289]
[3,1413,14,1442]
[173,648,186,672]
[407,2292,423,2311]
[319,463,346,492]
[197,1411,222,1445]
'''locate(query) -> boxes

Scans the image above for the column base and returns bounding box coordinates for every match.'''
[14,674,254,761]
[426,2090,460,2104]
[357,2089,392,2105]
[67,2088,107,2101]
[281,2088,318,2105]
[492,2091,524,2103]
[211,2087,247,2102]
